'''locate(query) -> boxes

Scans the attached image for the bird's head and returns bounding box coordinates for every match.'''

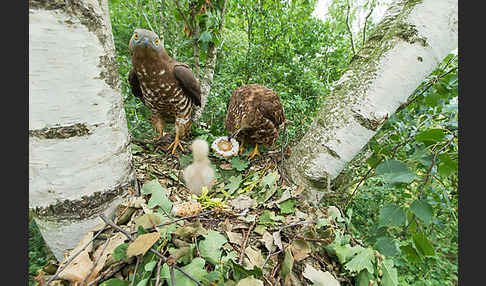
[228,115,250,140]
[129,29,163,58]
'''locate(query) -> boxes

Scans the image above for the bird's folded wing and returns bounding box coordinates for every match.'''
[128,68,145,104]
[174,63,202,107]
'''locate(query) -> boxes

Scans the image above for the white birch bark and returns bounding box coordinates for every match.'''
[29,0,137,261]
[284,0,458,201]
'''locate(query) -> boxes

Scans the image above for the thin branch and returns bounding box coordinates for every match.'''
[86,261,126,286]
[99,215,203,286]
[398,56,457,111]
[345,0,356,56]
[129,210,215,235]
[131,255,141,286]
[418,135,456,198]
[81,237,110,286]
[170,265,176,286]
[261,249,283,270]
[343,138,413,210]
[362,0,375,45]
[46,225,107,285]
[173,0,192,34]
[155,258,163,286]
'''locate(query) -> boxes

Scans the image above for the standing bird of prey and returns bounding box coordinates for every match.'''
[128,28,201,154]
[225,84,285,159]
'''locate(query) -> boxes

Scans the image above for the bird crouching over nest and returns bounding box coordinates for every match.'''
[225,84,285,159]
[128,28,201,154]
[183,139,215,196]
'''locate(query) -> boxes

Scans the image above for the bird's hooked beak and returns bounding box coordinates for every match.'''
[228,128,241,141]
[141,37,149,48]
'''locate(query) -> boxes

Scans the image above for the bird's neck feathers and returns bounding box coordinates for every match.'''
[132,47,173,65]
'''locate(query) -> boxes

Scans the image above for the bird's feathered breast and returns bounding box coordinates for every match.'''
[129,50,201,116]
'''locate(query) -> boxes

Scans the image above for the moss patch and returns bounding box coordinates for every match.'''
[29,123,91,139]
[32,181,136,222]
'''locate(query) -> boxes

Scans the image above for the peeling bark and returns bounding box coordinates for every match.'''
[284,0,458,202]
[29,0,136,261]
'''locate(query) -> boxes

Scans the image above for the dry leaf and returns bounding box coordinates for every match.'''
[273,231,283,251]
[58,232,95,283]
[134,213,164,229]
[126,232,161,258]
[243,246,265,269]
[291,240,311,262]
[229,195,256,211]
[261,231,275,253]
[226,231,244,245]
[302,264,341,286]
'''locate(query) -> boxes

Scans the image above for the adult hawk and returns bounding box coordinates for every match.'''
[128,28,201,154]
[225,84,285,159]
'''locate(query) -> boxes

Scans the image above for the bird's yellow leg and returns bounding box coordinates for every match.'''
[167,123,184,155]
[247,144,260,160]
[238,138,245,155]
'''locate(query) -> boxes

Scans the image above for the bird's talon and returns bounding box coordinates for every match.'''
[168,139,184,155]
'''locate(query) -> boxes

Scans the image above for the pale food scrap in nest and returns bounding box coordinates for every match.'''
[211,136,239,158]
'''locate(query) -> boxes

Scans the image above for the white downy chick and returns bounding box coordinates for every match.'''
[183,139,215,196]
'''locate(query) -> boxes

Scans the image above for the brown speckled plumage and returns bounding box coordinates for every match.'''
[225,84,285,151]
[128,29,201,153]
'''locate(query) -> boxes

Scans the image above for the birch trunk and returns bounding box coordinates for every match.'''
[284,0,458,202]
[29,0,137,261]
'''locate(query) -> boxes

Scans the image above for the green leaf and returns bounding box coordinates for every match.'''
[225,174,243,195]
[281,247,294,279]
[199,30,213,43]
[334,244,363,264]
[259,171,278,189]
[135,278,149,286]
[258,210,283,226]
[374,237,399,257]
[375,160,415,184]
[415,128,445,144]
[413,233,435,257]
[410,200,434,226]
[380,259,399,286]
[141,179,172,213]
[144,261,157,272]
[130,143,144,155]
[160,257,207,286]
[279,199,295,215]
[113,243,129,262]
[198,230,227,265]
[234,275,264,286]
[316,217,331,229]
[100,278,129,286]
[400,244,422,263]
[230,156,250,171]
[231,261,263,281]
[355,269,376,286]
[344,247,375,274]
[378,205,406,227]
[437,153,457,177]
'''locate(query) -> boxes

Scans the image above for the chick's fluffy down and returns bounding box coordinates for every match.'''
[183,139,215,196]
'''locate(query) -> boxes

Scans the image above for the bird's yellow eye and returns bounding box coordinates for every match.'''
[154,38,159,45]
[133,33,139,40]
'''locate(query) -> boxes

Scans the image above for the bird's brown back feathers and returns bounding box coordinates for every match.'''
[225,84,285,146]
